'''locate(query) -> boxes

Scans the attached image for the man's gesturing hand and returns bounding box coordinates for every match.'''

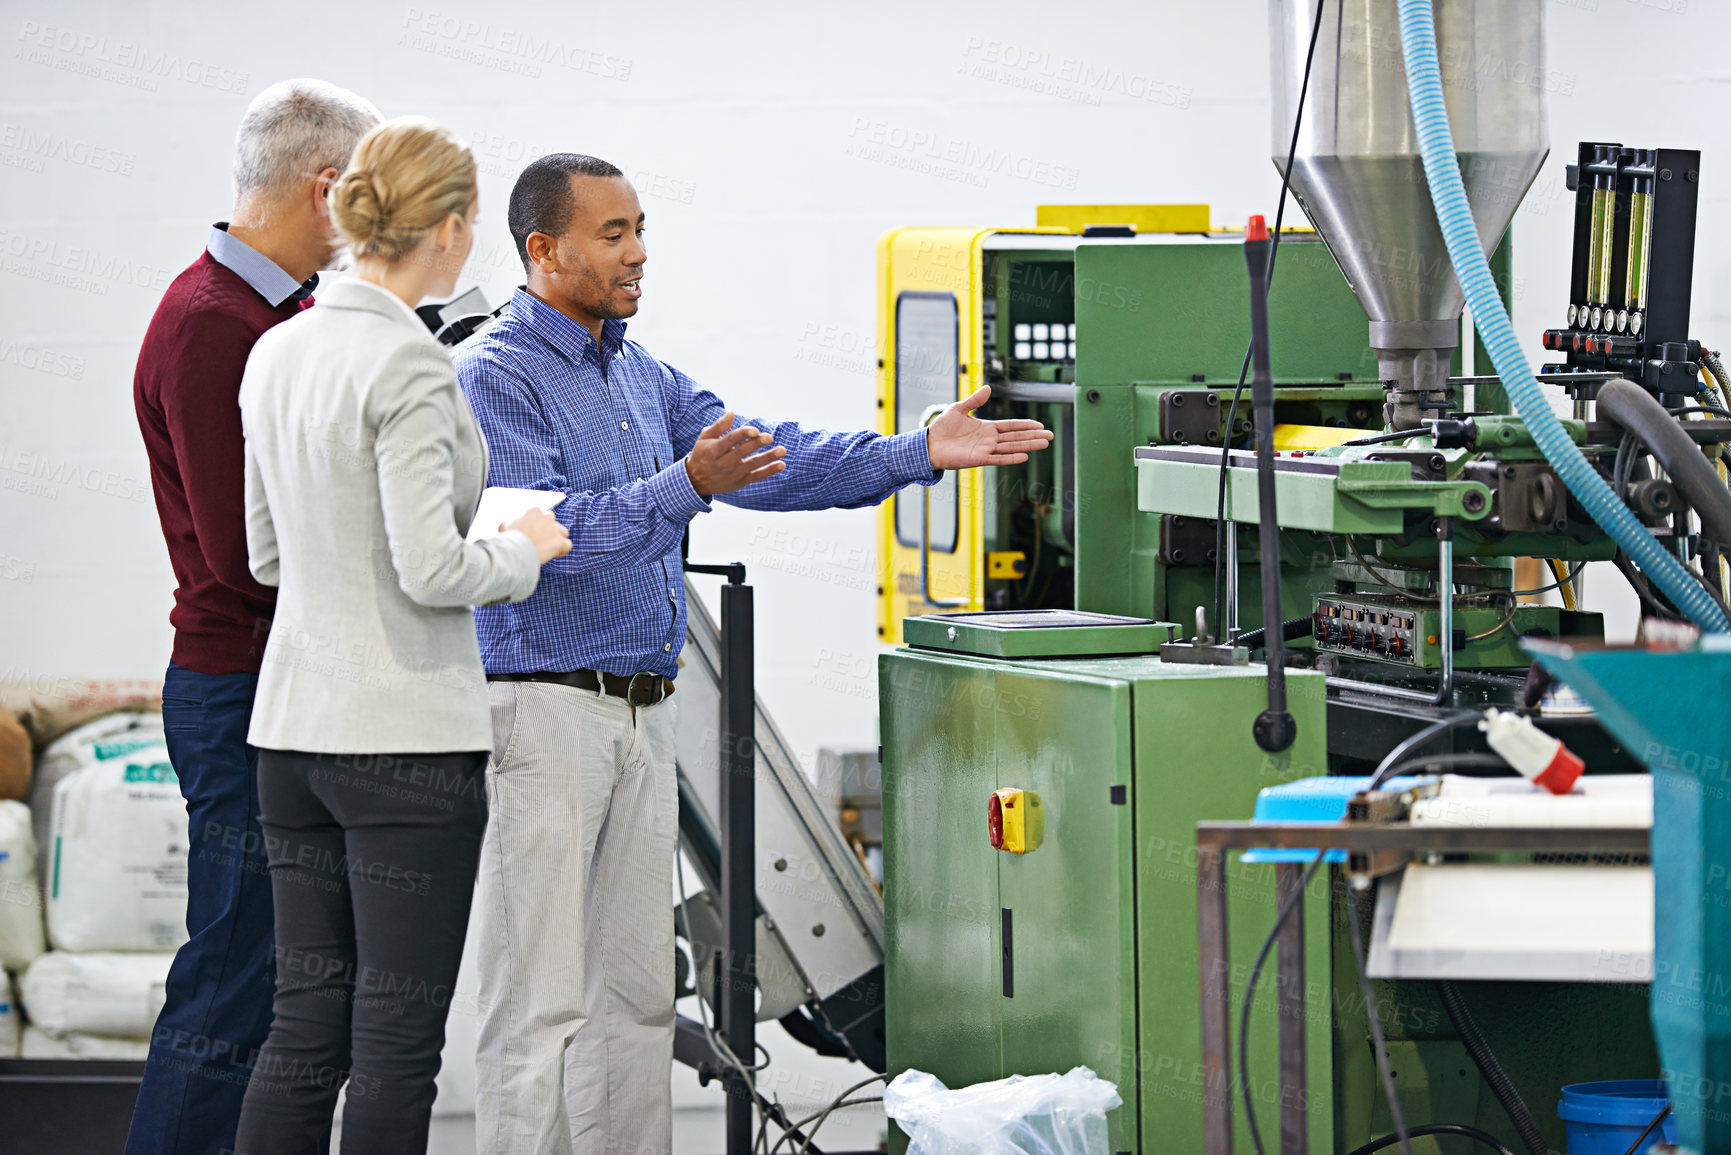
[684,411,787,497]
[925,386,1055,469]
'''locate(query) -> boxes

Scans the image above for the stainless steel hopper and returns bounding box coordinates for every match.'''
[1270,0,1548,427]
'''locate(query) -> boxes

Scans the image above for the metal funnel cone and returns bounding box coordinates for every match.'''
[1270,0,1549,425]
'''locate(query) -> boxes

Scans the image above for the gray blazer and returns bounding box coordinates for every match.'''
[240,278,541,754]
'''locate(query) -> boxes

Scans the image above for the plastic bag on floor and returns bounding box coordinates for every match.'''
[884,1066,1122,1155]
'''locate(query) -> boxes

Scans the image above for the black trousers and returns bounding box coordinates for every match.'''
[234,748,488,1155]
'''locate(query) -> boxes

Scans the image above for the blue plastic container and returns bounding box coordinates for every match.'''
[1557,1080,1677,1154]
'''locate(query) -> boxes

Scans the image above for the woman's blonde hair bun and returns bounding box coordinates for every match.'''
[331,116,475,261]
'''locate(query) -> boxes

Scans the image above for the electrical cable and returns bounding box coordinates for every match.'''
[1513,561,1585,601]
[1436,981,1548,1155]
[766,1075,887,1155]
[1348,894,1412,1155]
[1671,405,1731,419]
[1464,599,1520,643]
[1345,536,1441,603]
[1614,550,1685,621]
[1601,379,1731,547]
[1238,851,1327,1155]
[1368,714,1480,792]
[1620,1102,1671,1155]
[1344,1123,1517,1155]
[1340,427,1431,447]
[1380,752,1509,777]
[675,851,782,1153]
[1233,617,1314,652]
[1211,0,1327,639]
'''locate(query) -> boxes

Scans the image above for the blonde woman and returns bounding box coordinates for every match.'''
[232,117,570,1154]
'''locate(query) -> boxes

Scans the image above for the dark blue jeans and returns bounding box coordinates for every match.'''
[125,662,279,1155]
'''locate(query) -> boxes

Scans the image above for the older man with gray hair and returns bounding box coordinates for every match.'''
[129,77,380,1155]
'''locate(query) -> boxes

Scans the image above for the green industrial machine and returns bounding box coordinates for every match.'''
[872,0,1731,1150]
[882,617,1335,1153]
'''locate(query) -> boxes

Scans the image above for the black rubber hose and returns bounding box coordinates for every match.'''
[1436,980,1548,1155]
[1599,377,1731,547]
[1233,617,1313,651]
[1345,1123,1517,1155]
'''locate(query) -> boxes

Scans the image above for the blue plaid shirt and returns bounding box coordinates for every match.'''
[455,287,939,678]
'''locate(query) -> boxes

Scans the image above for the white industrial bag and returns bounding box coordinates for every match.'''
[19,950,171,1038]
[30,712,166,890]
[47,741,189,953]
[21,1026,150,1059]
[0,974,18,1057]
[0,800,44,970]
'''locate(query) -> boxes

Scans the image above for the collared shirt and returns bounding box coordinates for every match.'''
[206,222,317,306]
[455,287,940,678]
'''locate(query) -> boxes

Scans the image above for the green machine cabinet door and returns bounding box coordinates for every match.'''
[881,652,1140,1152]
[1127,662,1334,1154]
[881,651,1008,1098]
[993,664,1139,1153]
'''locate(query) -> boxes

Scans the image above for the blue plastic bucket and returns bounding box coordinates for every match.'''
[1557,1080,1678,1154]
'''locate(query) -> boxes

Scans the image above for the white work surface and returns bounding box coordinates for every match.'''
[1366,775,1653,982]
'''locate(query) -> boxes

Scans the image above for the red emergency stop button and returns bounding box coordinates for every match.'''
[987,792,1004,849]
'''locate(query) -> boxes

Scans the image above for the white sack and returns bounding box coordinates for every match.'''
[0,800,44,969]
[47,743,188,952]
[0,974,18,1057]
[30,713,166,887]
[19,950,172,1038]
[21,1025,150,1060]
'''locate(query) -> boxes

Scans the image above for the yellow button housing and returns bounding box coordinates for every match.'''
[988,788,1044,854]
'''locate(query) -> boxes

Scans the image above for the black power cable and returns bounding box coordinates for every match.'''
[1348,893,1412,1155]
[1233,616,1313,652]
[1345,1123,1517,1155]
[1244,221,1297,751]
[1210,0,1328,642]
[1436,981,1547,1155]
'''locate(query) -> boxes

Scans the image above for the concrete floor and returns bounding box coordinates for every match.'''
[344,1104,888,1153]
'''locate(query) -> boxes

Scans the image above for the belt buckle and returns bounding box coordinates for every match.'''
[626,672,659,705]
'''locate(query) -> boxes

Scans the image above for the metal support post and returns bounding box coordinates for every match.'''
[1274,862,1308,1155]
[1198,845,1233,1155]
[720,574,755,1155]
[686,559,756,1155]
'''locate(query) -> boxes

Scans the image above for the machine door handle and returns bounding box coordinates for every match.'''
[918,404,968,608]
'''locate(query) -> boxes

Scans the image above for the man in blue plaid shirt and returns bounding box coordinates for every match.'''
[454,153,1052,1155]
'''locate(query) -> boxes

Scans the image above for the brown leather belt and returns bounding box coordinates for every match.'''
[487,668,674,706]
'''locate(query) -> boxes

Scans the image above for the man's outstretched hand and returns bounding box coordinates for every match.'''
[925,386,1055,470]
[685,411,787,497]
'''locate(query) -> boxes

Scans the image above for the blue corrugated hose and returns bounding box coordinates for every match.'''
[1394,0,1729,632]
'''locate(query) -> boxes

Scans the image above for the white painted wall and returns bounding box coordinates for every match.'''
[0,0,1727,1136]
[4,0,1727,752]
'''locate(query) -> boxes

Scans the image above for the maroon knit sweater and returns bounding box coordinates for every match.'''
[135,252,310,675]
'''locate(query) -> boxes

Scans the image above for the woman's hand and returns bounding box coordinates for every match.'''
[505,507,572,564]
